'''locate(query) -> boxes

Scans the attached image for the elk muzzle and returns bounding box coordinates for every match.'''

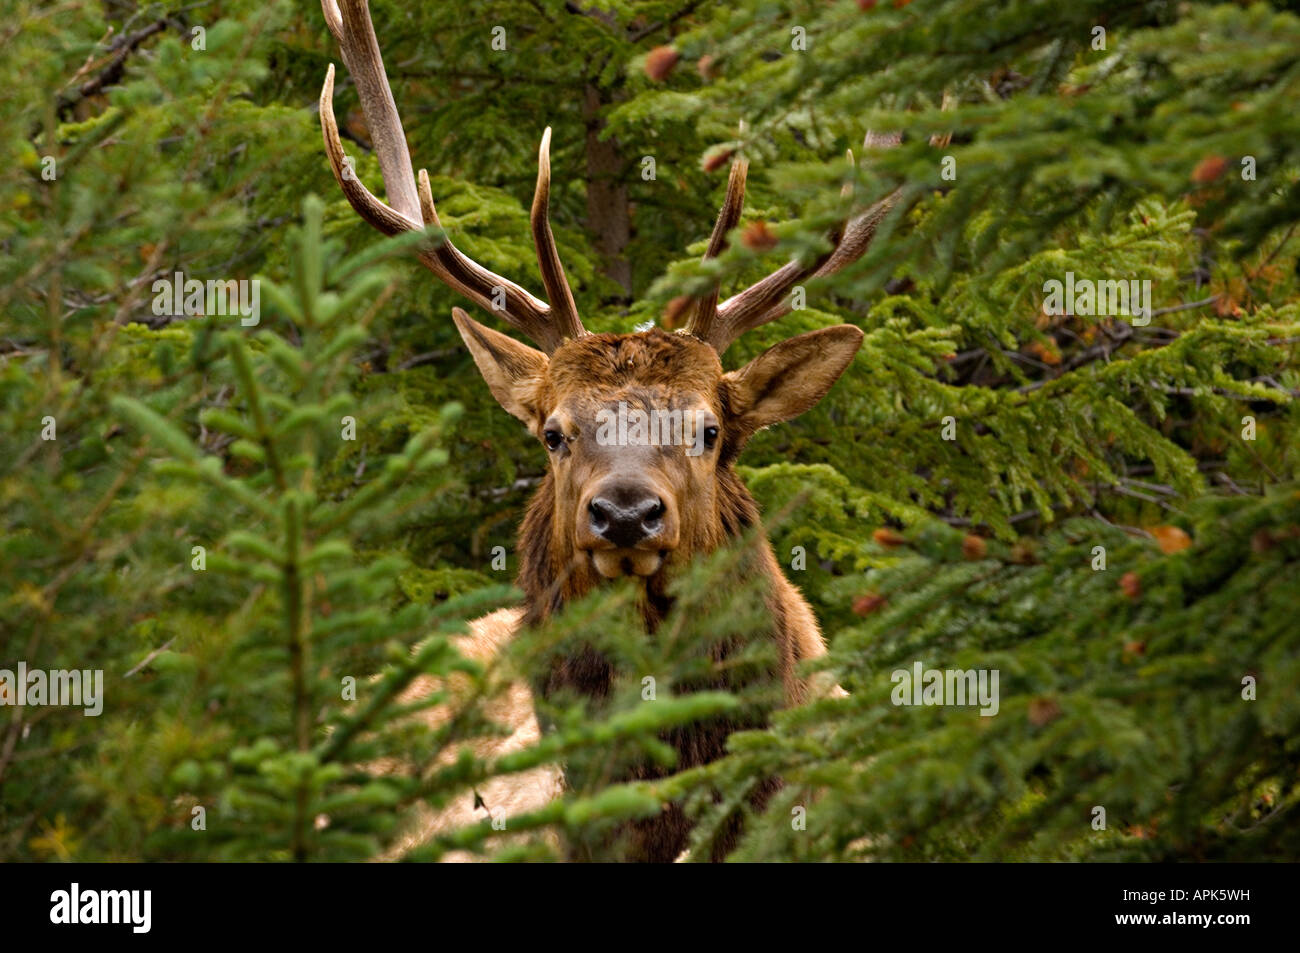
[577,478,679,578]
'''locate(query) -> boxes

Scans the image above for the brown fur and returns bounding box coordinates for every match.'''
[389,323,857,862]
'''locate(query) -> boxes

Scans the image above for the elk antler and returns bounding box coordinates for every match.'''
[680,156,749,332]
[319,0,585,353]
[684,130,907,355]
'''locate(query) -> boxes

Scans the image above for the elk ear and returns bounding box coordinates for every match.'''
[451,307,549,428]
[723,325,864,439]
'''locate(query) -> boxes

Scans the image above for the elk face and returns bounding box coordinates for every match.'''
[320,0,894,583]
[533,328,723,582]
[453,310,864,584]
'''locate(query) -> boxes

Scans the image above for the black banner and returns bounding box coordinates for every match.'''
[0,862,1275,942]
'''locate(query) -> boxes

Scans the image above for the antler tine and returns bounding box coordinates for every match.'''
[694,135,904,355]
[682,157,749,343]
[320,0,343,47]
[318,0,583,354]
[722,191,900,339]
[530,128,585,341]
[319,64,420,235]
[329,0,419,221]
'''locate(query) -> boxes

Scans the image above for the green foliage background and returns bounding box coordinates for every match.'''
[2,0,1298,861]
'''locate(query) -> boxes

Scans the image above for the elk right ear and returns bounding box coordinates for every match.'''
[451,308,549,428]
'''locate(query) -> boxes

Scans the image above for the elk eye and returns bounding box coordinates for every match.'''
[543,429,565,451]
[703,426,719,449]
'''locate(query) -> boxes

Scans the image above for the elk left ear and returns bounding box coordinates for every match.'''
[451,307,549,428]
[723,325,864,438]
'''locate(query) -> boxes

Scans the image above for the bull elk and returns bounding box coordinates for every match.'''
[320,0,902,861]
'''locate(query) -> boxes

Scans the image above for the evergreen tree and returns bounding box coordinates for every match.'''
[2,0,1298,861]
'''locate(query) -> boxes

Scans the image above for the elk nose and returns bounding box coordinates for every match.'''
[588,492,665,549]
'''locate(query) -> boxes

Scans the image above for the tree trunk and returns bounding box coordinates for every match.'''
[582,83,632,300]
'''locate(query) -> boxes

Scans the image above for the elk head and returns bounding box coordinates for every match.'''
[319,0,900,615]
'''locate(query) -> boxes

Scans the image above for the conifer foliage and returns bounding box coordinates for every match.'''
[2,0,1298,860]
